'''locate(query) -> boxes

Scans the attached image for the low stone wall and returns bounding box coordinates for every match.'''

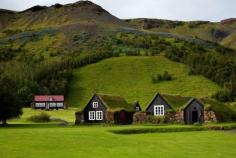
[133,111,184,124]
[106,111,115,124]
[133,112,148,124]
[165,111,184,124]
[75,110,217,125]
[133,112,165,124]
[204,110,217,123]
[75,111,84,125]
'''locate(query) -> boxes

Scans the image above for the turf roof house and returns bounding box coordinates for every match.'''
[144,93,216,124]
[75,94,141,124]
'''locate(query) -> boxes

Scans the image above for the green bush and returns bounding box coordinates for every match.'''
[213,90,234,102]
[27,112,51,122]
[152,71,173,83]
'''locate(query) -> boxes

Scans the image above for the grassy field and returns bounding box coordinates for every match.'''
[1,124,236,158]
[66,56,221,109]
[9,108,77,123]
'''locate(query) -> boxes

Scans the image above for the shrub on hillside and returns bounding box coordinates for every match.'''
[213,90,234,102]
[152,71,173,83]
[27,112,51,122]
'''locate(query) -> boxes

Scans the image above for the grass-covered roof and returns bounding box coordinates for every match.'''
[96,93,134,111]
[160,94,192,110]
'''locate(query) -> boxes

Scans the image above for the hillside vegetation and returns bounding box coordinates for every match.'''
[127,18,236,50]
[67,56,221,108]
[0,0,235,112]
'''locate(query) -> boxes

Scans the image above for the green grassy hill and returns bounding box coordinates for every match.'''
[66,56,221,109]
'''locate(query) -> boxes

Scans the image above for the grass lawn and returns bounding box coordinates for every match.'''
[66,56,221,109]
[10,108,77,123]
[1,124,236,158]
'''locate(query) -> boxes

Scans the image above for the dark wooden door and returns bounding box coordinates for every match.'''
[120,111,126,125]
[192,111,198,123]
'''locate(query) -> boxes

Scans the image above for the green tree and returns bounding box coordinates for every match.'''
[0,76,22,125]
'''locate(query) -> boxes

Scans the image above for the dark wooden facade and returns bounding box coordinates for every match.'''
[184,98,204,124]
[80,94,140,124]
[83,94,107,123]
[146,93,172,115]
[114,110,135,125]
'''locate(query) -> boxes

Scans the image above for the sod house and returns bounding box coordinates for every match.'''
[75,94,141,125]
[141,93,216,124]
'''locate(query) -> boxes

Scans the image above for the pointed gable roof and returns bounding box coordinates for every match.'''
[183,98,204,110]
[145,93,172,111]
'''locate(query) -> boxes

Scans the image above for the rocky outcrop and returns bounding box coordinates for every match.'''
[220,18,236,25]
[212,29,229,40]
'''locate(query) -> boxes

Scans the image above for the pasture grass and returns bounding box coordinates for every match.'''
[10,108,77,123]
[1,123,236,158]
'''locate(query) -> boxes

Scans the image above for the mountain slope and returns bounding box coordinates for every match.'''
[126,18,236,50]
[0,1,126,33]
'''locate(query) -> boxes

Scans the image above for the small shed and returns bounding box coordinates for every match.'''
[183,98,204,124]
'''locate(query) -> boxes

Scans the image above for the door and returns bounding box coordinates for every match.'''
[120,110,126,125]
[192,111,198,123]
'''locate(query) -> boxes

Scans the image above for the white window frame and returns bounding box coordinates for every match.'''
[57,102,64,107]
[96,111,103,120]
[89,111,96,120]
[154,105,165,116]
[49,102,57,107]
[92,102,98,108]
[35,102,46,107]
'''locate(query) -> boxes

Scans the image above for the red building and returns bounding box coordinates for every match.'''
[32,95,65,110]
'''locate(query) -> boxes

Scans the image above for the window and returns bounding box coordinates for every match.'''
[136,106,140,111]
[96,111,103,120]
[35,103,45,107]
[154,105,165,116]
[57,103,64,107]
[49,103,56,107]
[93,102,98,108]
[89,111,95,120]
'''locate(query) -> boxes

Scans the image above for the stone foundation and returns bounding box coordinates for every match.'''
[106,111,115,124]
[133,112,165,124]
[204,110,217,123]
[75,111,84,125]
[165,111,184,124]
[75,110,217,125]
